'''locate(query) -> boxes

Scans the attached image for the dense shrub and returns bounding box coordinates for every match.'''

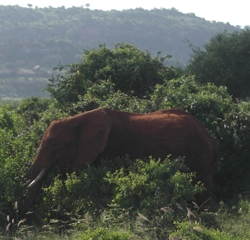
[0,101,69,225]
[213,101,250,200]
[0,118,38,221]
[45,43,182,106]
[0,107,14,131]
[39,156,202,224]
[106,157,203,215]
[186,29,250,99]
[150,76,232,121]
[76,227,131,240]
[17,97,52,125]
[169,220,241,240]
[71,80,152,114]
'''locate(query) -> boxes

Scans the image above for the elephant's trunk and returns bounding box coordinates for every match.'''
[26,168,48,189]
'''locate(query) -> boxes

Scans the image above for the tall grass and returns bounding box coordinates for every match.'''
[2,200,250,239]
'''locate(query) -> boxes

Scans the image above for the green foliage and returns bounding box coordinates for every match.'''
[40,156,202,224]
[169,220,241,240]
[187,29,250,98]
[106,157,203,215]
[0,100,70,224]
[151,76,231,109]
[30,156,204,239]
[0,123,38,219]
[213,101,250,199]
[215,199,250,238]
[71,80,152,114]
[42,164,114,216]
[17,97,52,124]
[0,104,15,130]
[150,76,232,132]
[76,227,130,240]
[45,43,179,106]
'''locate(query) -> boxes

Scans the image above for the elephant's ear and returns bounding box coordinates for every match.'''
[73,109,113,168]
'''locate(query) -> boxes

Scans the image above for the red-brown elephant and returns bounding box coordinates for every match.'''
[23,108,219,210]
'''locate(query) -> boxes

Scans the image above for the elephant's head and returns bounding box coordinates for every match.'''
[23,109,113,206]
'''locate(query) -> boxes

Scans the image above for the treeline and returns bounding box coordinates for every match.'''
[0,5,239,67]
[0,5,241,98]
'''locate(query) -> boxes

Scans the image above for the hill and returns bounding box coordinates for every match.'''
[0,5,240,98]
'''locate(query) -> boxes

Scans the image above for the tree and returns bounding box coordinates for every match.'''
[186,29,250,99]
[45,43,181,105]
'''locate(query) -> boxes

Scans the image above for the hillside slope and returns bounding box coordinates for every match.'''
[0,6,240,97]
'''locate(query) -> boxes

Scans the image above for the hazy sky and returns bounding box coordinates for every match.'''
[1,0,249,28]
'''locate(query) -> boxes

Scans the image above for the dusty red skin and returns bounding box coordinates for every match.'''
[24,108,219,209]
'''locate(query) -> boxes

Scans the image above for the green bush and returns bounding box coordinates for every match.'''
[76,227,131,240]
[186,29,250,99]
[0,125,38,222]
[0,104,16,130]
[0,101,70,225]
[30,156,204,239]
[106,157,203,215]
[213,101,250,200]
[169,220,242,240]
[40,156,202,222]
[17,97,52,125]
[215,199,250,238]
[72,80,153,114]
[151,76,232,123]
[41,163,115,217]
[45,43,182,107]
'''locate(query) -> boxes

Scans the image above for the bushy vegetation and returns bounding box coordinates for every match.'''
[187,29,250,98]
[46,43,180,105]
[1,38,250,239]
[169,220,242,240]
[41,157,202,217]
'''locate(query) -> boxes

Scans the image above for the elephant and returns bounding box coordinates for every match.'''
[23,107,219,211]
